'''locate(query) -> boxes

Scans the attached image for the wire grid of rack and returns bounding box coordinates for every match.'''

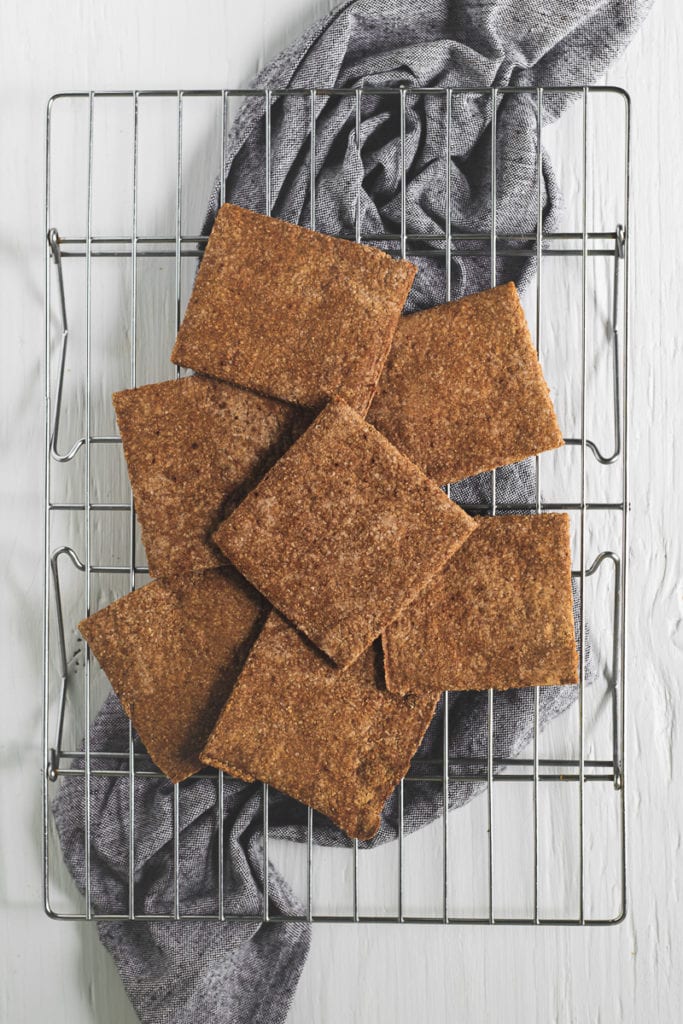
[44,86,629,926]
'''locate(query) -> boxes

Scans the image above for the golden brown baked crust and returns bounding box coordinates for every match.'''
[213,397,477,668]
[78,568,266,783]
[200,612,438,841]
[113,376,310,579]
[170,203,417,414]
[367,282,564,484]
[383,514,578,693]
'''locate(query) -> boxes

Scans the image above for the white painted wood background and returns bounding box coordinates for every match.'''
[1,0,681,1021]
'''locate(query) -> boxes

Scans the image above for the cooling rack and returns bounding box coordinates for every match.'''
[44,86,629,925]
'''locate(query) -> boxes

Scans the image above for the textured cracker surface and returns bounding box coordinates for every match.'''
[200,612,438,841]
[367,282,564,484]
[383,514,578,693]
[170,203,416,414]
[213,397,476,668]
[78,569,266,782]
[113,376,310,578]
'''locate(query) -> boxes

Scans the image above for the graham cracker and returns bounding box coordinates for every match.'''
[200,612,438,841]
[170,203,416,414]
[213,397,476,668]
[78,568,266,783]
[383,514,579,694]
[113,376,310,579]
[367,282,564,485]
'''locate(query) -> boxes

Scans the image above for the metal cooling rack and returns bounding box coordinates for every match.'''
[44,86,629,925]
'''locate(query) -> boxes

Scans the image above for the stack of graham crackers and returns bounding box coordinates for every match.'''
[80,203,578,842]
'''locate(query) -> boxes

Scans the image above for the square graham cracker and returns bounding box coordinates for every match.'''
[113,376,310,578]
[200,612,438,841]
[383,514,579,694]
[213,397,476,668]
[367,282,564,485]
[78,568,266,783]
[171,203,416,414]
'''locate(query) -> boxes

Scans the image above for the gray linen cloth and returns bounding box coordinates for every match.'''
[53,1,651,1022]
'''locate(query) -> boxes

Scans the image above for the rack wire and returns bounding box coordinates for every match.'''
[44,86,629,925]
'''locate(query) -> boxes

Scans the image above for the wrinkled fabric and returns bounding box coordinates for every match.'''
[53,1,651,1021]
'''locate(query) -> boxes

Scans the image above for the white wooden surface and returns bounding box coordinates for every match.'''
[1,0,682,1021]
